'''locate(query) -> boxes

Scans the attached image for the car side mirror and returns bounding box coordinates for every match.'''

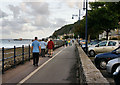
[113,66,120,76]
[113,72,119,76]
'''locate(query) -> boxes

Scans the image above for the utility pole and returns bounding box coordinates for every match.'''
[72,9,81,39]
[83,0,88,54]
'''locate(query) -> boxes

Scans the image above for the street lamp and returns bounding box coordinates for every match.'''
[72,9,81,39]
[72,9,81,23]
[83,0,88,54]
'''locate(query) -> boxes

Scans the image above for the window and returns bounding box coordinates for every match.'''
[99,41,107,46]
[108,41,116,46]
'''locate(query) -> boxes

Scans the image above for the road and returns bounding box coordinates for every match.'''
[2,44,79,84]
[23,44,78,83]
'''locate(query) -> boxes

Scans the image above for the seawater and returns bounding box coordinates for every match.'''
[0,39,32,48]
[0,39,32,62]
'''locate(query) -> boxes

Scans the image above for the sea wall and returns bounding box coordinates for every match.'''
[75,43,110,85]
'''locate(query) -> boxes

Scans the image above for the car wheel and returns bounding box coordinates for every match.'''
[89,50,95,57]
[99,59,107,70]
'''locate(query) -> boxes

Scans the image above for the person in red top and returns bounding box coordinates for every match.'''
[47,39,54,58]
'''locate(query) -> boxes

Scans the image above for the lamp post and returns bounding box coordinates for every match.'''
[72,9,81,39]
[72,9,81,21]
[83,0,88,54]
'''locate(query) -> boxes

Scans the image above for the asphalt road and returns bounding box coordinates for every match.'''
[23,44,78,83]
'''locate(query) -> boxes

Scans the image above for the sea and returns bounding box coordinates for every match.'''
[0,39,32,61]
[0,39,32,49]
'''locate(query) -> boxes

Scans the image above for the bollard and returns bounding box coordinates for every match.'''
[14,46,16,68]
[29,45,30,61]
[22,45,24,64]
[2,47,4,74]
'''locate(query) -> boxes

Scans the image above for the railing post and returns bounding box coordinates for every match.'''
[2,47,4,74]
[29,45,30,61]
[22,45,24,64]
[14,46,16,67]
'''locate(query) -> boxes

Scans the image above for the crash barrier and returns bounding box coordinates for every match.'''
[1,40,64,74]
[75,43,110,84]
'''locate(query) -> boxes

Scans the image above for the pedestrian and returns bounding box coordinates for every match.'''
[70,39,73,46]
[40,38,47,57]
[47,39,54,58]
[32,37,41,66]
[72,39,74,43]
[68,40,70,46]
[65,39,68,46]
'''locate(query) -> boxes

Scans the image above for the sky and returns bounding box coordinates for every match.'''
[1,0,118,39]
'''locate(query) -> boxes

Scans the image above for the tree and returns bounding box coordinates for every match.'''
[51,2,120,40]
[88,2,119,40]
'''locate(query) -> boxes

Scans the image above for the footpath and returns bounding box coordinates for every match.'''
[2,44,78,84]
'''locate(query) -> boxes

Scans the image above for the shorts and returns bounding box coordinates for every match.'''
[48,49,53,53]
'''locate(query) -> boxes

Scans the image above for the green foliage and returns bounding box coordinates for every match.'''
[52,24,74,38]
[51,2,120,40]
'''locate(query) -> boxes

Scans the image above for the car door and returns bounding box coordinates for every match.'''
[105,41,117,52]
[95,41,107,53]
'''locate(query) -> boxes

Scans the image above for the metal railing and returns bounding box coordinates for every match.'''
[1,45,31,74]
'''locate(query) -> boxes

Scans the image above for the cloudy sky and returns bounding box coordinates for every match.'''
[0,0,97,39]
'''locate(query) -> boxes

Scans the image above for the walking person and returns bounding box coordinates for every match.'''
[47,39,54,58]
[70,39,73,46]
[68,40,70,46]
[40,38,47,57]
[65,39,68,47]
[32,37,41,66]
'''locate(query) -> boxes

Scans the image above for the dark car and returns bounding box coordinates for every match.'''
[94,46,120,69]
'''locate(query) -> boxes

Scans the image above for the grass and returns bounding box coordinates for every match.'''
[1,46,33,71]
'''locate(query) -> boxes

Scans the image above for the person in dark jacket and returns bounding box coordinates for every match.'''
[47,39,54,58]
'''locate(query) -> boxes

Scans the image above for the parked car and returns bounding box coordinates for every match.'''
[113,66,120,85]
[82,40,100,49]
[94,46,120,69]
[106,57,120,74]
[88,40,120,57]
[78,40,86,46]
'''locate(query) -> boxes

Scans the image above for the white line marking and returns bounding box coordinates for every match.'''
[18,47,66,84]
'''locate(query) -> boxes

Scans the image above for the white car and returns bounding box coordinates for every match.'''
[106,58,120,74]
[88,40,120,56]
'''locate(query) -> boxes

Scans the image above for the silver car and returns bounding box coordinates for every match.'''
[88,40,120,56]
[106,57,120,74]
[113,65,120,84]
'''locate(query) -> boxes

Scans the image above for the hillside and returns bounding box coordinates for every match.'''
[52,23,77,38]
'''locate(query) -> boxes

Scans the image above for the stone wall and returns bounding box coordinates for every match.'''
[75,44,110,85]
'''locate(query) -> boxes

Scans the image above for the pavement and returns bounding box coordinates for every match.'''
[2,44,78,84]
